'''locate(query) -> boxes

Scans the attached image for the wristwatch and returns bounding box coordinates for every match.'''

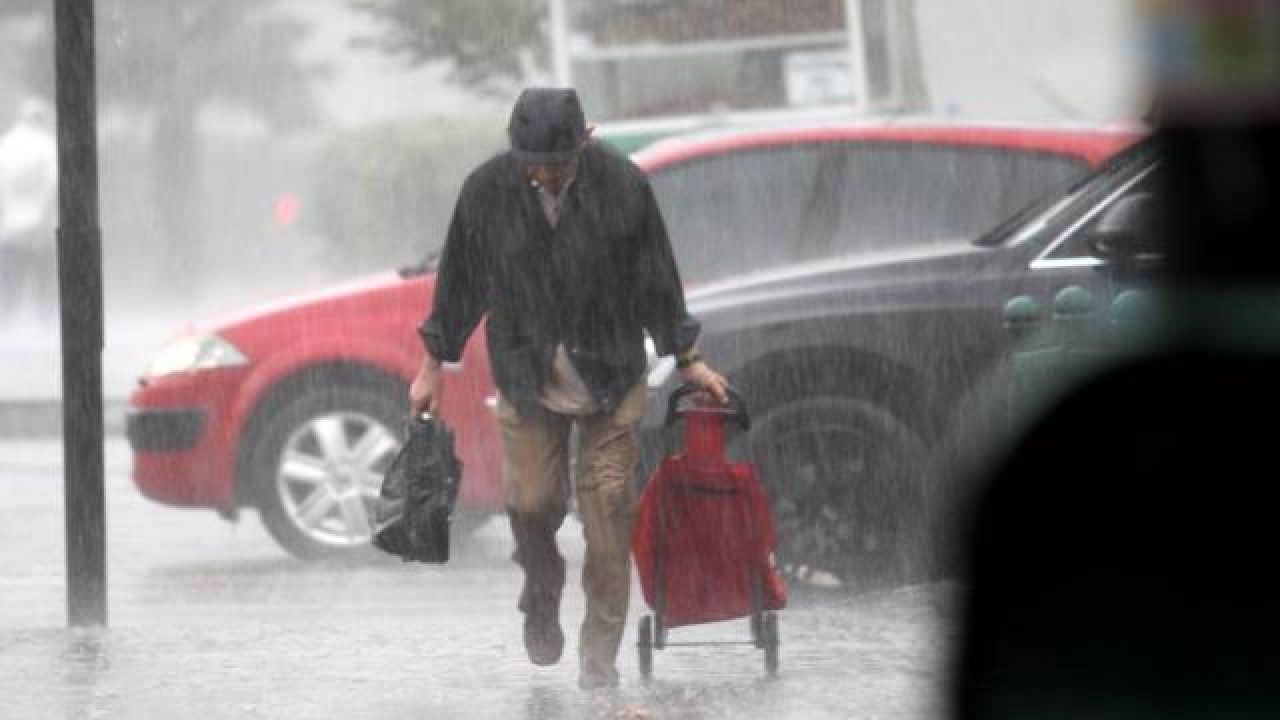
[676,350,702,369]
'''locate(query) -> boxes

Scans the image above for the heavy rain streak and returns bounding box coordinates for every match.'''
[1,1,1153,718]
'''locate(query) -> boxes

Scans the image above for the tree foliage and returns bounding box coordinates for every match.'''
[0,1,53,104]
[2,1,327,293]
[4,1,322,129]
[307,114,505,271]
[0,1,43,19]
[101,1,324,129]
[5,1,323,123]
[350,0,547,95]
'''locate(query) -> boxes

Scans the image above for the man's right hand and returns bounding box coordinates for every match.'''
[409,356,444,416]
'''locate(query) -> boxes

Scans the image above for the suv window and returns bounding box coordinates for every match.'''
[649,145,828,284]
[1042,164,1159,262]
[651,141,1088,283]
[830,145,1086,255]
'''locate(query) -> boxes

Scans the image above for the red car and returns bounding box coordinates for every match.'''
[127,122,1138,559]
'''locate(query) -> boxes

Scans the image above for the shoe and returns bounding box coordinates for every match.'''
[578,664,620,691]
[523,607,564,666]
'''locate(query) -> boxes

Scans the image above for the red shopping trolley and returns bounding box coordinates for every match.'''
[632,384,787,677]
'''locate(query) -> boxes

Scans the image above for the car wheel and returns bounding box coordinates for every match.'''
[738,397,930,592]
[251,383,404,560]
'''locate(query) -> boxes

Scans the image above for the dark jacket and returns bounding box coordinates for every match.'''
[419,141,700,416]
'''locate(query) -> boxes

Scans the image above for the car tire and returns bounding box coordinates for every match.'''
[735,396,930,592]
[250,382,405,561]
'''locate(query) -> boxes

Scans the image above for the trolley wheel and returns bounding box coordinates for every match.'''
[637,615,654,679]
[762,612,780,675]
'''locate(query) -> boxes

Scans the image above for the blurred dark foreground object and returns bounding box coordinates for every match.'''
[953,122,1280,718]
[373,414,462,563]
[954,350,1280,717]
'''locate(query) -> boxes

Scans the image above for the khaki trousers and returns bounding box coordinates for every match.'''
[497,382,646,676]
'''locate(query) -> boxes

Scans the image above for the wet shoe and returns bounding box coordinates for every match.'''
[523,608,564,666]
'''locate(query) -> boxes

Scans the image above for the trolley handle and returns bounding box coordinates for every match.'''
[664,382,750,431]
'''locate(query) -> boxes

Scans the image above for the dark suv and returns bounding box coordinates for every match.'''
[644,136,1156,589]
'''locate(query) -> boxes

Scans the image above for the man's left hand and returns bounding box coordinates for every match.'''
[679,361,729,405]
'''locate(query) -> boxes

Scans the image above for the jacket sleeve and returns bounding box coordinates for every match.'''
[418,183,490,363]
[635,180,701,357]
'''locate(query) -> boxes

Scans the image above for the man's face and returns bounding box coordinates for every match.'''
[521,128,591,194]
[525,160,576,195]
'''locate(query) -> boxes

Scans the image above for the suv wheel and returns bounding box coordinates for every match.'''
[251,384,403,560]
[741,397,929,591]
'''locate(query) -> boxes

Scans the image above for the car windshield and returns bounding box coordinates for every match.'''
[972,137,1157,248]
[653,140,1089,284]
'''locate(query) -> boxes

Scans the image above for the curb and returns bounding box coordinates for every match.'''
[0,398,127,439]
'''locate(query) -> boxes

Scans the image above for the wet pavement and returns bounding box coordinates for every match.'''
[0,436,958,719]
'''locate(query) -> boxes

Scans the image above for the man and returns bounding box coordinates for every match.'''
[410,87,727,689]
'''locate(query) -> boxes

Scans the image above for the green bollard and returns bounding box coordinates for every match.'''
[1053,285,1104,370]
[1004,287,1102,422]
[1110,288,1151,326]
[1052,285,1096,347]
[1003,295,1051,425]
[1003,295,1042,344]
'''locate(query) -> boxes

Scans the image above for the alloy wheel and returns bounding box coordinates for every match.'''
[274,411,399,548]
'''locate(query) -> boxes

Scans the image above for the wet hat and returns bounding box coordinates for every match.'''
[508,87,587,164]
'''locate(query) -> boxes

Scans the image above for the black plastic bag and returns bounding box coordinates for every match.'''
[372,414,462,563]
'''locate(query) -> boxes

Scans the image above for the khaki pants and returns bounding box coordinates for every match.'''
[497,382,646,676]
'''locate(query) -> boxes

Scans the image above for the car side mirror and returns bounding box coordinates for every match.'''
[1088,192,1161,279]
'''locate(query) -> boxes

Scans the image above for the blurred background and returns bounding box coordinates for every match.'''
[0,3,1202,717]
[0,0,1145,400]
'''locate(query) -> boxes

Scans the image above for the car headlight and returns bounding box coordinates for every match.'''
[146,332,248,378]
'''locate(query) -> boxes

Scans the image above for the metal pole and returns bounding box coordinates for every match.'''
[890,0,930,113]
[549,0,571,86]
[843,0,870,114]
[54,0,106,627]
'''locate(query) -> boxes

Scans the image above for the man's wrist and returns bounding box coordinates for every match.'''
[423,354,468,375]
